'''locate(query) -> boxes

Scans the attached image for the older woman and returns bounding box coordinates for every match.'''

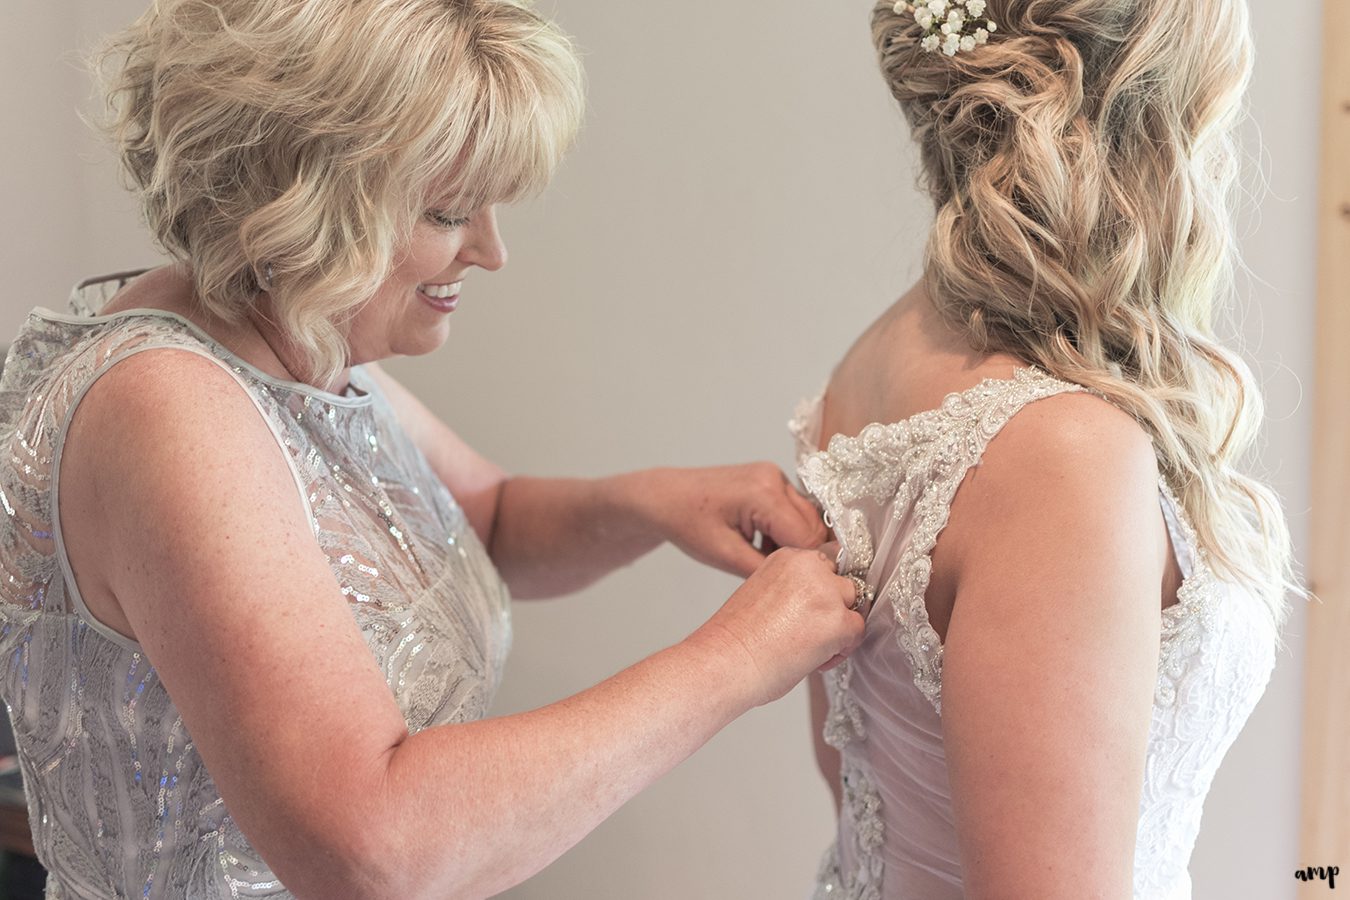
[0,1,865,898]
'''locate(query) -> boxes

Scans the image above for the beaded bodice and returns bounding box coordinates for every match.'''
[0,275,511,898]
[790,368,1278,900]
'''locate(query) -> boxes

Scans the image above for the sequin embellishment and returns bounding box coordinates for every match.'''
[0,275,513,898]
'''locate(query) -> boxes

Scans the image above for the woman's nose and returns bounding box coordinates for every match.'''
[464,207,508,271]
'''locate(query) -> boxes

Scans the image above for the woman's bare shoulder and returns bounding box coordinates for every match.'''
[942,388,1165,580]
[985,389,1159,489]
[69,344,267,436]
[57,346,302,551]
[56,346,306,639]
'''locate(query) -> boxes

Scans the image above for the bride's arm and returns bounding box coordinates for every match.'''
[936,393,1165,900]
[809,672,843,813]
[366,363,827,598]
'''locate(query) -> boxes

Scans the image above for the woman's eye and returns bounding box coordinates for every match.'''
[427,211,471,230]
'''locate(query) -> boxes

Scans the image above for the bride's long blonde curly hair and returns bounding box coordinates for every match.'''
[873,0,1296,622]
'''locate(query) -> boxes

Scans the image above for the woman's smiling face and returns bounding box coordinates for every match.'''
[344,204,508,367]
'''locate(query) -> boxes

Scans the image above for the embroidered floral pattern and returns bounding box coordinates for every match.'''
[822,660,867,750]
[812,764,885,900]
[794,369,1083,715]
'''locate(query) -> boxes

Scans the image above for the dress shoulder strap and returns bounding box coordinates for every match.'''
[0,311,310,642]
[800,368,1086,715]
[797,368,1083,574]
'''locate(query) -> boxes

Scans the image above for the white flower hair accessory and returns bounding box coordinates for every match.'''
[893,0,998,56]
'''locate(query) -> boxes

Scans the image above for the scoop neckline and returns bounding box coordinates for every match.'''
[30,304,374,409]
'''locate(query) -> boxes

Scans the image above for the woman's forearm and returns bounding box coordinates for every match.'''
[486,471,669,598]
[366,368,822,594]
[250,548,855,900]
[361,631,756,899]
[488,463,826,598]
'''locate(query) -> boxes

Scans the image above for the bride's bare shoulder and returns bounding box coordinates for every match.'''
[944,388,1164,565]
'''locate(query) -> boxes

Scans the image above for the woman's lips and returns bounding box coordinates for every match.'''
[418,282,461,312]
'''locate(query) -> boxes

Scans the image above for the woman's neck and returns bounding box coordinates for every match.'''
[246,293,352,395]
[103,265,352,395]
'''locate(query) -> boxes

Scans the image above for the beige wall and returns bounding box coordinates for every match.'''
[0,1,1319,898]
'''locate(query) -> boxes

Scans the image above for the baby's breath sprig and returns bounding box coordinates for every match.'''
[893,0,998,56]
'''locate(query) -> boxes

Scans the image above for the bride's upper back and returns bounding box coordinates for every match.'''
[816,287,1187,637]
[795,286,1279,899]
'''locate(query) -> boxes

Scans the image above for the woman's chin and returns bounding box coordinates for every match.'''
[392,322,453,359]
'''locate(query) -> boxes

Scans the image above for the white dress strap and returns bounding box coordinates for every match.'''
[796,367,1084,713]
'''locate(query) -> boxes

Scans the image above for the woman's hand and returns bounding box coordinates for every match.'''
[484,463,828,599]
[368,364,828,596]
[64,351,862,899]
[628,464,828,577]
[687,546,864,707]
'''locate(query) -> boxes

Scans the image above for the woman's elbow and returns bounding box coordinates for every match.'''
[280,810,510,900]
[256,810,439,900]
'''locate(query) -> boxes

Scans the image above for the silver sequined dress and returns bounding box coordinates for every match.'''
[0,273,512,898]
[792,369,1279,900]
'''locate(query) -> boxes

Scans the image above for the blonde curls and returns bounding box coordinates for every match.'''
[873,0,1296,623]
[96,0,585,385]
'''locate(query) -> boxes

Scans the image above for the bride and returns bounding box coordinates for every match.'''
[794,0,1297,897]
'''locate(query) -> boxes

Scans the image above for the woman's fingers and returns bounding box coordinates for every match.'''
[785,480,829,544]
[691,548,845,704]
[734,465,826,552]
[760,493,828,551]
[721,530,771,578]
[818,654,848,673]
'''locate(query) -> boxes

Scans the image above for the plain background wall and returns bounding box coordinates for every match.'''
[0,1,1321,897]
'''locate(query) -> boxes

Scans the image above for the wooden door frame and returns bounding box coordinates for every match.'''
[1301,0,1350,870]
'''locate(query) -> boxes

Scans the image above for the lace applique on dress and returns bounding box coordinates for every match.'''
[796,368,1083,714]
[812,763,885,900]
[1154,478,1221,708]
[822,661,866,750]
[839,762,886,900]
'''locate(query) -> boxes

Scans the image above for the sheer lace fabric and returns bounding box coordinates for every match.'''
[790,368,1278,900]
[0,275,512,898]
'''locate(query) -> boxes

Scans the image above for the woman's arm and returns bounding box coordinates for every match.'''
[808,672,842,814]
[366,363,826,598]
[934,394,1166,900]
[61,351,863,900]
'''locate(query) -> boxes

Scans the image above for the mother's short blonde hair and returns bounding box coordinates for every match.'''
[99,0,585,382]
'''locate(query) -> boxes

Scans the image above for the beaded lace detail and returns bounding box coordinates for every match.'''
[794,368,1082,716]
[822,658,866,750]
[830,761,885,900]
[0,276,512,898]
[791,368,1278,900]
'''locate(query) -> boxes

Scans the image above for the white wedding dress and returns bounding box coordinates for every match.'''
[791,367,1279,900]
